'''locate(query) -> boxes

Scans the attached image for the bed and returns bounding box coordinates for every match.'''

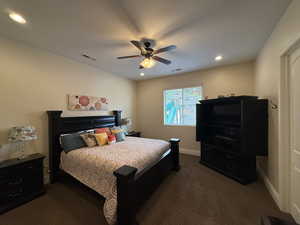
[47,110,180,225]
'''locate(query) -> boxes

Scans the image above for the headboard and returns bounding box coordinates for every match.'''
[47,110,121,183]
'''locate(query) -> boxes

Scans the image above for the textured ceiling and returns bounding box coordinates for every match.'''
[0,0,291,80]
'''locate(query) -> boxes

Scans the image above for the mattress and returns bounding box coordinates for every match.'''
[60,136,170,224]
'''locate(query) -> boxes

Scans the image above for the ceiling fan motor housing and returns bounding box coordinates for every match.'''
[117,39,175,66]
[144,41,151,48]
[143,41,154,57]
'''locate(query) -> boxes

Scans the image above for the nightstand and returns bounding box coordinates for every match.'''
[126,131,141,137]
[0,153,45,214]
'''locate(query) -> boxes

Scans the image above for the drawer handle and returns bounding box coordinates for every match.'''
[8,189,23,198]
[8,193,22,198]
[8,178,23,185]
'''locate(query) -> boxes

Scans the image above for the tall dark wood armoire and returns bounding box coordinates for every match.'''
[196,96,268,184]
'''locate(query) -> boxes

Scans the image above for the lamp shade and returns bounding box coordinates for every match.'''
[8,126,37,142]
[120,118,131,126]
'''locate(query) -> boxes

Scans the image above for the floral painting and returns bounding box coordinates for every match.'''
[68,95,109,111]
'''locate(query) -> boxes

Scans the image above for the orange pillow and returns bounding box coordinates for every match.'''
[95,128,111,135]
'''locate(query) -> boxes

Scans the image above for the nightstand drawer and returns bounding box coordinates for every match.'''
[0,187,24,204]
[0,176,24,187]
[0,154,45,213]
[15,160,42,172]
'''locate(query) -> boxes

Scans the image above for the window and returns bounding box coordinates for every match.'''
[164,87,203,126]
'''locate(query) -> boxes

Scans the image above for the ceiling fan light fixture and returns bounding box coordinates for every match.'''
[140,58,155,69]
[215,55,223,61]
[9,12,26,24]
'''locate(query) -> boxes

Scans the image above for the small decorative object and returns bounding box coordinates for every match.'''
[205,96,209,100]
[68,94,109,111]
[120,118,132,134]
[8,126,37,159]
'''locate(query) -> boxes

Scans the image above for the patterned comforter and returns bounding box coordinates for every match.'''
[60,137,170,224]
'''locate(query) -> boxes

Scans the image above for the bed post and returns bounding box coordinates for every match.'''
[169,138,181,171]
[114,165,139,225]
[113,110,122,126]
[47,110,63,183]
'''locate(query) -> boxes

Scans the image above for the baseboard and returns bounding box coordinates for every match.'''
[180,148,200,156]
[257,164,280,207]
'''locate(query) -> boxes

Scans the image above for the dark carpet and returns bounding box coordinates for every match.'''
[0,155,292,225]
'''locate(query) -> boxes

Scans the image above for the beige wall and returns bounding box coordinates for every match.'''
[255,0,299,192]
[136,61,255,150]
[0,36,136,179]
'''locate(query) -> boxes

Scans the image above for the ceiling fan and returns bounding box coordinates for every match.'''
[117,40,176,69]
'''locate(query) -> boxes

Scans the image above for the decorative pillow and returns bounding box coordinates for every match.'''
[80,133,97,147]
[108,134,116,145]
[59,130,93,145]
[110,126,122,132]
[60,133,86,153]
[115,132,126,142]
[95,128,111,135]
[111,128,124,135]
[94,133,108,146]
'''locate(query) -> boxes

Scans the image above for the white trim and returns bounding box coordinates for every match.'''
[291,204,300,223]
[257,164,280,207]
[180,148,200,156]
[278,34,300,213]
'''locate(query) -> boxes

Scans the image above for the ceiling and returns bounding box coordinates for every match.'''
[0,0,291,80]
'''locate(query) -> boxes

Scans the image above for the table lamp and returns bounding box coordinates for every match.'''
[8,126,37,159]
[120,118,132,134]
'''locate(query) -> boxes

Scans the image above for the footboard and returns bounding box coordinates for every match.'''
[114,138,180,225]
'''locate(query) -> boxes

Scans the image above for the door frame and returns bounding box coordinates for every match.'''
[279,34,300,213]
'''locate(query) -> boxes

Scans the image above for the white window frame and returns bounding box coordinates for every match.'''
[163,86,203,127]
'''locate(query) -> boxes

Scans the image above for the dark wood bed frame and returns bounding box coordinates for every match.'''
[47,110,180,225]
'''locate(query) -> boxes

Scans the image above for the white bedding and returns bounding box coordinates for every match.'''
[60,136,170,224]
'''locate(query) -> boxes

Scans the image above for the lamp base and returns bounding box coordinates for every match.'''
[17,154,27,160]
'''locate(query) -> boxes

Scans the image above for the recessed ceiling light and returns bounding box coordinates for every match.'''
[9,13,26,24]
[140,72,145,76]
[215,55,223,61]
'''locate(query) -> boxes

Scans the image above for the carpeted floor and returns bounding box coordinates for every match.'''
[0,155,292,225]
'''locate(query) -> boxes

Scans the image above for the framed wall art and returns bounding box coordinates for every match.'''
[68,95,109,111]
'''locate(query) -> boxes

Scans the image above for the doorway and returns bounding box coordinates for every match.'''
[280,37,300,223]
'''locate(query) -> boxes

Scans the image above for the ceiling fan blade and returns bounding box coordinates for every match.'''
[130,40,142,50]
[152,56,171,65]
[117,55,141,59]
[130,40,147,54]
[154,45,176,54]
